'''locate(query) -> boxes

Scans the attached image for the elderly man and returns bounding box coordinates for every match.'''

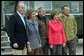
[8,3,29,55]
[36,7,49,55]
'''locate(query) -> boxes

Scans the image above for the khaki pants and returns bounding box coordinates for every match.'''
[12,45,27,55]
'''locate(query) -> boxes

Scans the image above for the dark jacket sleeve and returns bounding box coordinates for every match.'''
[25,18,29,42]
[26,20,30,42]
[8,15,16,44]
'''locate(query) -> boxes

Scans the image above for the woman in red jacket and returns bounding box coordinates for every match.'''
[47,9,67,55]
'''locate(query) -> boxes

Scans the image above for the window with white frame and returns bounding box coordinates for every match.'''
[34,1,52,14]
[71,2,79,12]
[24,1,29,10]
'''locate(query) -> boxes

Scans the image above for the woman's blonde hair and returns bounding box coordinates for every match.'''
[26,9,35,19]
[51,9,59,19]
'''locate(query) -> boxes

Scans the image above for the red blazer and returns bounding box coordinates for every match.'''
[47,20,67,45]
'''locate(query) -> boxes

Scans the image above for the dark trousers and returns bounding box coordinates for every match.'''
[50,44,63,55]
[62,37,76,55]
[41,38,49,55]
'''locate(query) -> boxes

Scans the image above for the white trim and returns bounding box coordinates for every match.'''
[34,1,35,10]
[5,14,13,15]
[51,1,52,10]
[5,13,83,16]
[45,13,83,15]
[28,1,29,9]
[69,13,83,15]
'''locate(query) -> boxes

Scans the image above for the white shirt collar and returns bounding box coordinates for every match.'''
[17,11,26,26]
[17,11,23,17]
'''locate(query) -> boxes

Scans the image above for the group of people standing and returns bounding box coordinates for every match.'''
[8,3,77,55]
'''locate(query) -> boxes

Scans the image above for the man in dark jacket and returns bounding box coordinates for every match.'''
[8,3,29,55]
[37,7,49,55]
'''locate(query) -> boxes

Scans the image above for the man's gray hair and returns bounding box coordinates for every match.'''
[16,2,25,10]
[37,7,45,13]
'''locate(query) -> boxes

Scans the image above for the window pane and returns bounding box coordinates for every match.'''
[71,2,79,12]
[34,1,52,14]
[52,1,83,13]
[4,1,16,14]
